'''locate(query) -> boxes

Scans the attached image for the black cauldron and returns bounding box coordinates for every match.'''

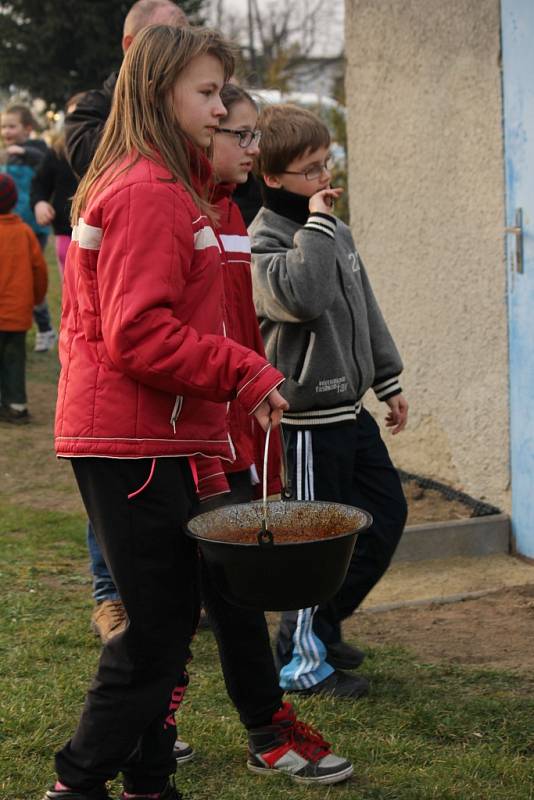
[186,499,372,611]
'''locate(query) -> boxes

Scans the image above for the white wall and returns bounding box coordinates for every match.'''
[345,0,510,509]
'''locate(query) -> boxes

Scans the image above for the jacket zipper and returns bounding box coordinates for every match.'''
[170,396,183,433]
[336,260,362,394]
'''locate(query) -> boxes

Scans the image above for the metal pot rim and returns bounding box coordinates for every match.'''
[186,499,373,547]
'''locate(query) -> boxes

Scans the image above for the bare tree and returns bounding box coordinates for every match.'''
[207,0,343,89]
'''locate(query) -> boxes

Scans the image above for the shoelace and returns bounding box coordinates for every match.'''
[291,720,332,762]
[107,600,127,627]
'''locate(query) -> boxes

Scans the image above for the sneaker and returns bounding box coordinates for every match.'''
[287,669,370,700]
[119,780,183,799]
[247,702,353,785]
[35,329,57,352]
[0,405,30,425]
[326,640,366,670]
[43,786,110,800]
[173,735,194,764]
[91,599,128,643]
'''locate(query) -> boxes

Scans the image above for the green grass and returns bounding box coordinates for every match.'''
[1,247,534,799]
[1,504,534,799]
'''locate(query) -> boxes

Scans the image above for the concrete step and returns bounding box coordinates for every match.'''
[392,513,510,563]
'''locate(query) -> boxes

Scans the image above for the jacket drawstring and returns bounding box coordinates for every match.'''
[128,458,156,499]
[188,457,199,494]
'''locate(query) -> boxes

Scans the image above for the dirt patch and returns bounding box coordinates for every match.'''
[346,584,534,675]
[403,479,471,525]
[1,375,477,523]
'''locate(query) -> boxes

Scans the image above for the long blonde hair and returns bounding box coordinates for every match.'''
[71,25,234,223]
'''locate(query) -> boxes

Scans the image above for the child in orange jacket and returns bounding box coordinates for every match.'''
[0,174,48,423]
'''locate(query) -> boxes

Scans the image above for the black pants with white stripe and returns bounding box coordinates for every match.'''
[276,409,407,688]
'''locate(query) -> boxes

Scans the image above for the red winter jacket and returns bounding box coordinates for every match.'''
[195,184,282,501]
[55,153,284,460]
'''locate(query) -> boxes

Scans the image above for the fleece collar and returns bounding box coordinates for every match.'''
[260,182,310,225]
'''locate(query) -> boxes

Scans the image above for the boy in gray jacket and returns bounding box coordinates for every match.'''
[250,104,409,699]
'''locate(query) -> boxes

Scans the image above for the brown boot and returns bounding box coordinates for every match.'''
[91,599,128,643]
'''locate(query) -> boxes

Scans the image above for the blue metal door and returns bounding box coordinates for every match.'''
[501,0,534,557]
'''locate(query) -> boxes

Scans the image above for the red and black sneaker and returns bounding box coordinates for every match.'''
[247,702,353,785]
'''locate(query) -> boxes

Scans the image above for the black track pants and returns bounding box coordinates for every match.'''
[276,410,407,688]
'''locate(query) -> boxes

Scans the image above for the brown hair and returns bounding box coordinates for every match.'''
[3,104,38,131]
[219,84,257,121]
[71,24,234,223]
[257,104,330,176]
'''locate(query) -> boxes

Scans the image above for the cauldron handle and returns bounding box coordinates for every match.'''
[258,422,274,547]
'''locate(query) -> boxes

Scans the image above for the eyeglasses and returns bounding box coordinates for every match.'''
[215,128,262,148]
[282,157,333,181]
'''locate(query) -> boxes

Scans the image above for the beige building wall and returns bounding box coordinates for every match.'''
[345,0,510,510]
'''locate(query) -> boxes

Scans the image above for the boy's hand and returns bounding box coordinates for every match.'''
[35,201,55,226]
[385,393,409,434]
[6,144,25,156]
[253,387,289,432]
[309,187,344,215]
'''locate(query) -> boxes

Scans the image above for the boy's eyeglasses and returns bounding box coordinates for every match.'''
[215,128,262,148]
[282,157,334,181]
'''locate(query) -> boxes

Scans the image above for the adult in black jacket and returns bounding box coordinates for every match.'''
[65,0,187,178]
[64,0,264,227]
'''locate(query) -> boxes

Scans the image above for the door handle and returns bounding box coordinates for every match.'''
[505,208,524,274]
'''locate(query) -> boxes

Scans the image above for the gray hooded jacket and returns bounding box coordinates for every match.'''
[250,196,403,426]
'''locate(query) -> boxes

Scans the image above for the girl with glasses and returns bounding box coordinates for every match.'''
[191,83,354,790]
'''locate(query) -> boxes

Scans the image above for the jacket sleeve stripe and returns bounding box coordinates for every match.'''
[304,214,336,239]
[373,376,400,391]
[374,377,402,400]
[219,234,251,253]
[72,218,103,250]
[193,226,220,251]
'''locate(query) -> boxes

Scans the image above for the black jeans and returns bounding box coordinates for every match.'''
[276,410,407,678]
[56,457,199,794]
[0,331,26,407]
[198,471,283,729]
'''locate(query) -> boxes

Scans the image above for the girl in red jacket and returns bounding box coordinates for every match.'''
[46,25,351,800]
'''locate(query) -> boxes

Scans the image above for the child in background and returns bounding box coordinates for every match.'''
[0,174,48,423]
[31,94,84,282]
[0,104,56,351]
[45,26,351,800]
[251,103,408,700]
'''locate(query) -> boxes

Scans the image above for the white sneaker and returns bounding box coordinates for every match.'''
[34,329,57,352]
[173,735,194,764]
